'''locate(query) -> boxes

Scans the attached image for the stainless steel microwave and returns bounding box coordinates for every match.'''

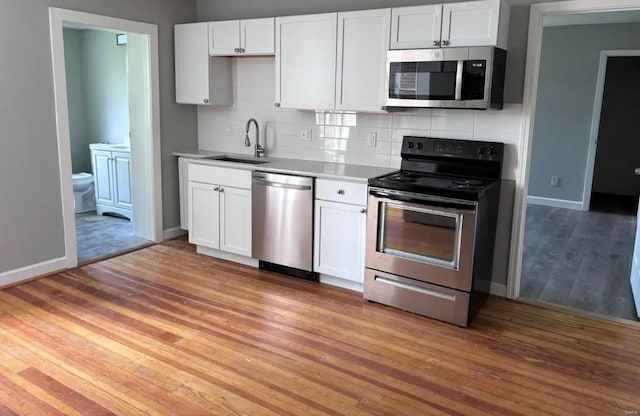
[385,47,506,110]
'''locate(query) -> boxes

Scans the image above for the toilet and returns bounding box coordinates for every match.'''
[72,172,96,214]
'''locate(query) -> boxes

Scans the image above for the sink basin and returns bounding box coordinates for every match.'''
[108,144,130,150]
[211,156,269,165]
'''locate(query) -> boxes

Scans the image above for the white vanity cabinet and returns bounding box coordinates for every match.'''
[336,9,391,112]
[91,147,132,220]
[314,179,368,285]
[209,18,275,56]
[187,164,252,257]
[390,0,510,50]
[174,22,232,105]
[275,13,338,110]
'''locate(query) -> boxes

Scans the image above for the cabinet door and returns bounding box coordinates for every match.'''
[188,182,220,249]
[175,23,210,105]
[441,0,500,47]
[314,200,367,283]
[390,5,442,50]
[336,9,391,112]
[112,152,132,211]
[92,150,114,206]
[219,186,252,257]
[275,13,337,110]
[241,18,275,55]
[209,20,241,55]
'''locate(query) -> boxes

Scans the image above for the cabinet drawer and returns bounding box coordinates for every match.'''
[188,164,251,189]
[316,178,367,205]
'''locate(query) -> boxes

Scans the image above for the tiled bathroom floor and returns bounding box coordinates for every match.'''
[520,204,638,322]
[75,212,151,264]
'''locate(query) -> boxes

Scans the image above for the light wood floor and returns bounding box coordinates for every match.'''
[0,239,639,415]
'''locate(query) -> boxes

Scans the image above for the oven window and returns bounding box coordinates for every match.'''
[379,203,459,268]
[389,61,458,100]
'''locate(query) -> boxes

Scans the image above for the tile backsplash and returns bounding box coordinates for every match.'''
[198,57,523,180]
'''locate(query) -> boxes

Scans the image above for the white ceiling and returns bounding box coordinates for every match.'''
[544,10,640,27]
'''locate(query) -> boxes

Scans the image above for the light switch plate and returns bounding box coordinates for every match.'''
[225,125,233,136]
[301,128,312,141]
[551,176,560,187]
[367,132,377,148]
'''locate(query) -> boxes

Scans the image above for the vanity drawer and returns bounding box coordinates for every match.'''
[316,178,367,205]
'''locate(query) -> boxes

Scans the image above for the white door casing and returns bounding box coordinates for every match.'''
[49,7,163,269]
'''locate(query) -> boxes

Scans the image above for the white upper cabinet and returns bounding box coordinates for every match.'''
[336,9,391,112]
[390,0,510,49]
[209,18,275,56]
[390,5,442,49]
[442,0,509,49]
[175,22,232,105]
[275,13,337,110]
[208,20,240,55]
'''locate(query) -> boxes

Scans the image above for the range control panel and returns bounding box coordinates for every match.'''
[402,136,503,162]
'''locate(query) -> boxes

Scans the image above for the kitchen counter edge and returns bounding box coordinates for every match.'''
[173,150,397,183]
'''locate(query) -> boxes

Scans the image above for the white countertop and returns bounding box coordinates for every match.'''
[90,143,131,152]
[173,150,396,182]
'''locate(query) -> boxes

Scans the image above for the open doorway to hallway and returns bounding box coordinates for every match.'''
[520,11,640,322]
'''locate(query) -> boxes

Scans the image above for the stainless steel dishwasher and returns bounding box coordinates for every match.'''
[252,171,317,280]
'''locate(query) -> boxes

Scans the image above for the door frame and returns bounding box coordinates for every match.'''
[508,0,640,299]
[49,7,163,268]
[582,49,640,210]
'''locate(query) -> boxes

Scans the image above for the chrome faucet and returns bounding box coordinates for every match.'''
[245,118,265,158]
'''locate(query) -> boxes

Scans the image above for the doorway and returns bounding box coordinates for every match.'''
[512,3,640,322]
[50,8,163,268]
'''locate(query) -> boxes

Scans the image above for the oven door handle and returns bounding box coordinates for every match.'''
[369,189,476,211]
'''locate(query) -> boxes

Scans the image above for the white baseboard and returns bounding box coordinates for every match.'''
[0,257,67,288]
[163,227,187,240]
[527,196,583,211]
[196,246,259,268]
[319,274,364,293]
[490,282,507,297]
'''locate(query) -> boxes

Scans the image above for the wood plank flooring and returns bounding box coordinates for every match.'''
[0,238,639,415]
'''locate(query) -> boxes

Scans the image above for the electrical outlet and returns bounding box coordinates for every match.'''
[367,132,377,148]
[551,176,560,187]
[301,128,312,141]
[225,125,233,136]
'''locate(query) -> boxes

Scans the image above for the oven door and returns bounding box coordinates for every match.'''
[366,189,477,292]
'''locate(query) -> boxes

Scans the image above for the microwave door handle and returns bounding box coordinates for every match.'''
[455,60,464,101]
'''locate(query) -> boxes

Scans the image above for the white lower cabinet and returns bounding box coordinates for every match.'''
[314,179,367,284]
[91,148,132,219]
[187,164,252,257]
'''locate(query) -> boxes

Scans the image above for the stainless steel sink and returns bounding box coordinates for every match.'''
[210,156,269,165]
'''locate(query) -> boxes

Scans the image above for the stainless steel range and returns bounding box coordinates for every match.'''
[364,136,503,327]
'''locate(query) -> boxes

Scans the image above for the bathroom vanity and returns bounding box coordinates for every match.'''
[89,143,133,220]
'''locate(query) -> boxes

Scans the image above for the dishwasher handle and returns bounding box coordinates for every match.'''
[252,177,312,191]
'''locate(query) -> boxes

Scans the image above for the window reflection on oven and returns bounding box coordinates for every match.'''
[378,202,461,269]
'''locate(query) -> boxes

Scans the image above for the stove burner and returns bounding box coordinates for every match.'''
[451,179,486,188]
[387,172,416,183]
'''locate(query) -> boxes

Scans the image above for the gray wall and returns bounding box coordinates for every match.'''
[0,0,197,274]
[528,23,640,202]
[196,0,567,104]
[64,29,90,174]
[592,56,640,197]
[81,29,130,146]
[65,28,130,174]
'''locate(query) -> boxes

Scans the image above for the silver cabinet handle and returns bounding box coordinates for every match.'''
[274,102,280,107]
[433,40,440,47]
[442,40,449,46]
[337,189,345,195]
[219,187,224,192]
[360,208,367,214]
[214,186,219,191]
[240,48,245,53]
[234,48,240,53]
[203,98,209,104]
